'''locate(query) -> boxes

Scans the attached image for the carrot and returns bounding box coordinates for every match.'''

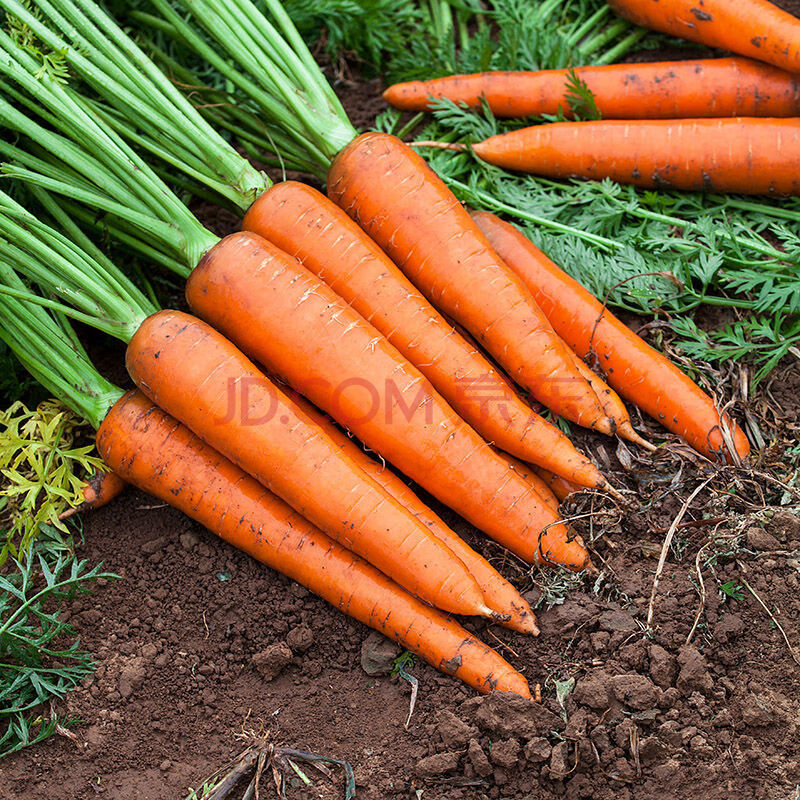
[471,210,750,461]
[383,58,800,119]
[467,117,800,195]
[325,133,615,435]
[58,468,126,519]
[98,390,531,696]
[566,352,655,451]
[608,0,800,74]
[186,232,592,571]
[291,394,540,635]
[125,309,494,617]
[533,467,582,503]
[242,180,611,491]
[502,457,562,515]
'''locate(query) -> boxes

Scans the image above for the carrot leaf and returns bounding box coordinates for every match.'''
[564,68,602,121]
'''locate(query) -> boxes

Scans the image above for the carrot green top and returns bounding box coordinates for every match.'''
[0,188,157,344]
[0,213,124,430]
[130,0,359,175]
[0,26,221,274]
[0,0,268,210]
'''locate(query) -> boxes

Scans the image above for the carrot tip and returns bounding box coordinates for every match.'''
[515,617,540,637]
[57,505,80,521]
[618,422,658,452]
[601,481,628,506]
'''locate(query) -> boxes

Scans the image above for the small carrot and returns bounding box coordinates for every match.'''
[242,180,611,491]
[186,232,592,571]
[58,468,126,519]
[293,395,539,635]
[608,0,800,74]
[566,351,655,452]
[383,58,800,119]
[99,390,531,696]
[472,210,750,461]
[533,467,582,503]
[326,132,614,434]
[125,309,493,617]
[502,457,561,515]
[467,117,800,196]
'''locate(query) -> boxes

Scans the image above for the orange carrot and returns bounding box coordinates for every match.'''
[472,210,750,461]
[502,457,562,515]
[186,232,592,571]
[291,394,539,634]
[608,0,800,74]
[242,180,610,491]
[325,132,615,434]
[567,352,655,451]
[125,309,494,617]
[533,467,582,503]
[58,468,126,519]
[383,58,800,119]
[98,390,530,696]
[468,117,800,195]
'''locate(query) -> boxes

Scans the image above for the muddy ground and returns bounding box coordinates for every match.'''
[3,42,800,800]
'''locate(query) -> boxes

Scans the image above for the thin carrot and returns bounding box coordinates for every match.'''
[471,210,750,461]
[567,352,655,452]
[503,457,561,515]
[325,132,615,435]
[608,0,800,74]
[467,118,800,196]
[186,232,592,571]
[291,394,539,635]
[242,180,611,491]
[533,467,582,503]
[125,309,493,617]
[99,390,531,696]
[58,468,126,519]
[383,58,800,119]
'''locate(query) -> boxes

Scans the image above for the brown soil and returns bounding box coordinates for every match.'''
[3,43,800,800]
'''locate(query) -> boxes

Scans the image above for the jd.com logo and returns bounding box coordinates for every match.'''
[216,374,586,427]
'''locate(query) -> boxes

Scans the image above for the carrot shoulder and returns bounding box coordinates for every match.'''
[125,309,491,617]
[242,181,608,490]
[98,390,530,697]
[326,132,615,434]
[383,58,800,119]
[470,118,800,196]
[185,233,591,572]
[472,210,750,462]
[608,0,800,74]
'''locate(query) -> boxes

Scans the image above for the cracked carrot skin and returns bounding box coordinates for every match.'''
[325,132,614,434]
[186,232,591,571]
[293,394,539,635]
[472,210,750,461]
[608,0,800,74]
[242,180,608,490]
[98,391,530,697]
[383,57,800,119]
[125,309,492,617]
[470,118,800,196]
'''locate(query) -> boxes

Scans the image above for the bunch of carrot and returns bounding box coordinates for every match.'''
[0,0,752,698]
[383,1,800,195]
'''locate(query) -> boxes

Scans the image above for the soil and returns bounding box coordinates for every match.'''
[3,37,800,800]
